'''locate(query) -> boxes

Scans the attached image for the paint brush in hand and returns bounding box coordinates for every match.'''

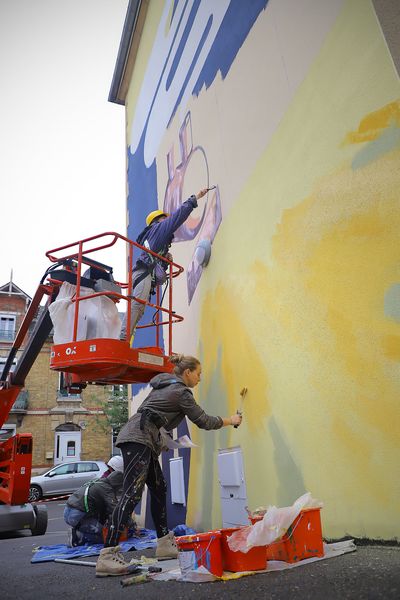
[234,387,247,428]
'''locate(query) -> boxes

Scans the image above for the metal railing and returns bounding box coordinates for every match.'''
[45,231,185,356]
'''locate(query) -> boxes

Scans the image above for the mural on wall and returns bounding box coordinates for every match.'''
[183,1,400,538]
[126,0,268,311]
[188,99,400,537]
[126,0,268,528]
[125,0,400,538]
[162,111,222,302]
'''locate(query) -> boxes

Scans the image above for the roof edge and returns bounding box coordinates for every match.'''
[0,281,32,300]
[108,0,143,105]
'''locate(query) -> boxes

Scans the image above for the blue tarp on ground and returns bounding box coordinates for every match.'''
[31,529,157,563]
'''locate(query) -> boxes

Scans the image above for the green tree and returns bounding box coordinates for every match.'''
[94,385,128,444]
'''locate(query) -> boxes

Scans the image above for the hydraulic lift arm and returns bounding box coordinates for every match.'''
[0,283,56,428]
[0,281,58,519]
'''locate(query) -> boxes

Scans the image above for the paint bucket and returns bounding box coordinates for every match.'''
[176,531,223,577]
[249,514,264,525]
[266,508,324,563]
[102,526,128,543]
[220,527,267,572]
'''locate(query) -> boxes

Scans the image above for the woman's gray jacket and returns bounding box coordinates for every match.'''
[116,373,223,455]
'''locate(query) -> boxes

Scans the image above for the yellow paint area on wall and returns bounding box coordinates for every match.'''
[204,130,400,537]
[190,17,400,537]
[205,105,399,536]
[186,283,273,530]
[270,145,400,535]
[199,284,270,432]
[382,335,400,361]
[343,100,400,144]
[189,137,400,539]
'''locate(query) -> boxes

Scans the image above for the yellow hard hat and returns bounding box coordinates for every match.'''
[146,209,168,226]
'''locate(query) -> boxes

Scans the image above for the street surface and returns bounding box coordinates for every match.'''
[0,500,399,599]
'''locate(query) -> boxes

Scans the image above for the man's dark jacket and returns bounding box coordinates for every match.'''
[136,196,198,268]
[66,470,123,524]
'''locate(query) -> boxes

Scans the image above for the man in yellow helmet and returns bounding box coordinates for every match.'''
[120,189,208,340]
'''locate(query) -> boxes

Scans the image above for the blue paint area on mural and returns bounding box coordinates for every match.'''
[171,0,182,25]
[351,125,400,170]
[127,134,158,242]
[126,136,164,352]
[167,17,213,130]
[166,0,202,91]
[384,283,400,322]
[192,0,269,95]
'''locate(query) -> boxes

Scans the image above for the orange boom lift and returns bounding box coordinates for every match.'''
[0,232,183,535]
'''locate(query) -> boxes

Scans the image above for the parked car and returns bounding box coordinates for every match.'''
[29,460,108,501]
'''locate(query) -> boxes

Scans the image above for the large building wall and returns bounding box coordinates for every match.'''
[124,0,400,539]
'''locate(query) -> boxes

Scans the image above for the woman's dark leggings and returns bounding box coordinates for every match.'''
[104,442,169,547]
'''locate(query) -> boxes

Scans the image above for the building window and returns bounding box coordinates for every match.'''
[0,358,17,377]
[0,358,16,370]
[0,314,16,341]
[0,425,16,441]
[57,372,81,400]
[77,462,99,473]
[66,441,76,456]
[51,463,76,476]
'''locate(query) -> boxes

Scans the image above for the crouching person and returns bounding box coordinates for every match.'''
[64,470,123,546]
[101,455,124,479]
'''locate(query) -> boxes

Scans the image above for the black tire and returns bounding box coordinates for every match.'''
[31,504,48,536]
[28,484,42,502]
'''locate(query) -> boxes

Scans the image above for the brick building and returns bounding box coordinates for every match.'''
[0,280,114,469]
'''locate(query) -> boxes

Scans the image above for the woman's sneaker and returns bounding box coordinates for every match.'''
[155,531,178,559]
[95,546,130,577]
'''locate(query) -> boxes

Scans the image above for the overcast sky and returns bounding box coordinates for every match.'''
[0,0,129,298]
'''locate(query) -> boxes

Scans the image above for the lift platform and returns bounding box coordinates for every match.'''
[45,231,184,388]
[50,340,173,385]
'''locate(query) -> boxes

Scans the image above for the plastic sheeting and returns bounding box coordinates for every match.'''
[49,282,121,344]
[228,492,323,553]
[31,529,157,563]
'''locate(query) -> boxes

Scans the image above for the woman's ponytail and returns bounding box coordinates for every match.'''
[170,354,200,376]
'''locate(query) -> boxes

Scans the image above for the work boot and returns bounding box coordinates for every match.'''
[67,527,81,547]
[95,546,130,577]
[155,531,178,559]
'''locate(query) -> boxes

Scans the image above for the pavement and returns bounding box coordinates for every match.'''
[0,500,399,600]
